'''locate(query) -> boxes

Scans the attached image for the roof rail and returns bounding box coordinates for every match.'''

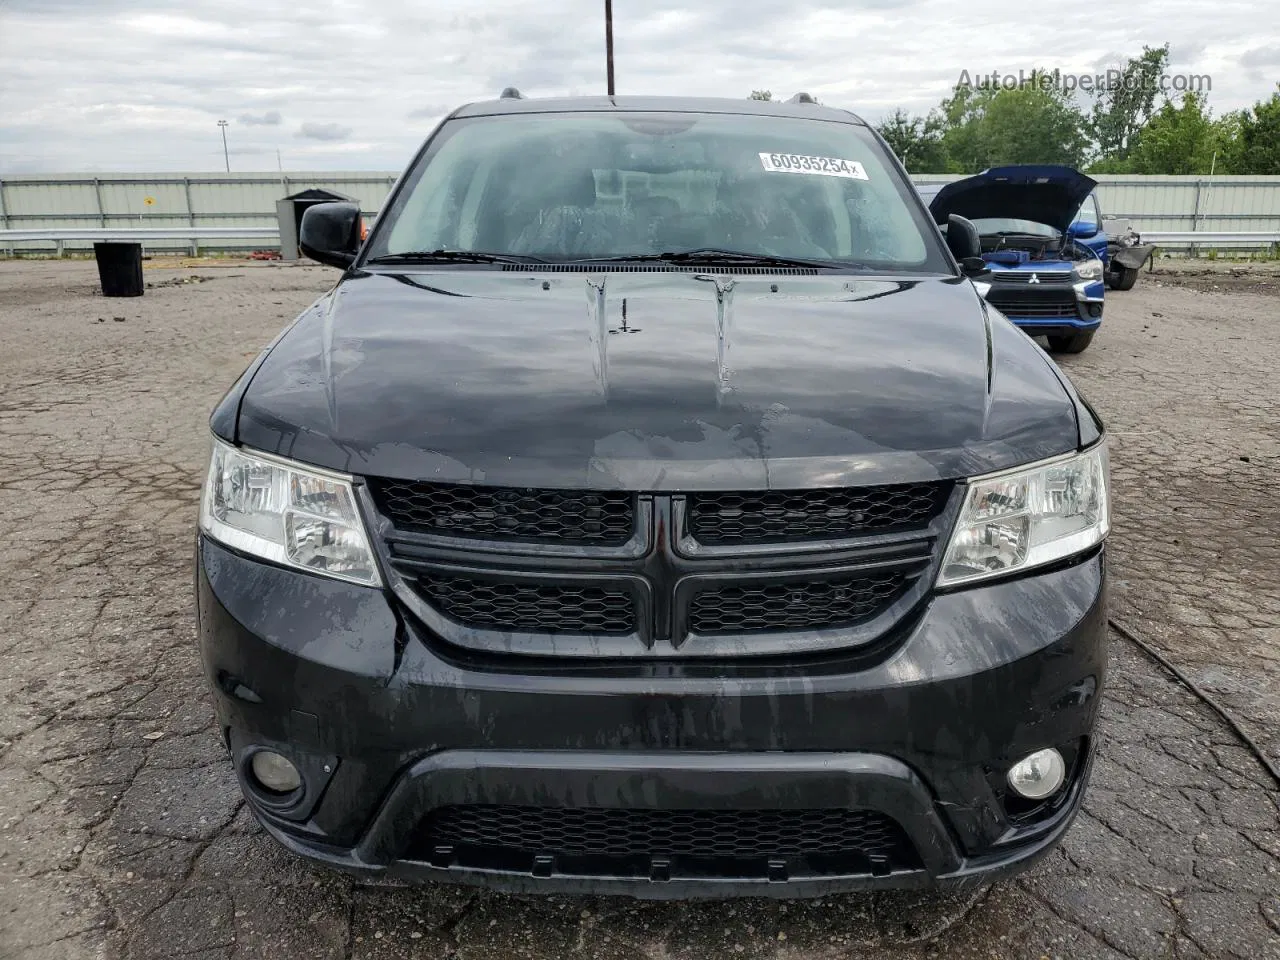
[499,87,524,100]
[788,92,818,104]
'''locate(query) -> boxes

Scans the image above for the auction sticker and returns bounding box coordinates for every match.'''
[759,152,869,180]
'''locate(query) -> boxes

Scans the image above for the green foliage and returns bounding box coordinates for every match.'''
[875,108,948,172]
[748,90,773,101]
[1089,45,1171,164]
[938,74,1090,170]
[1122,93,1232,174]
[1233,87,1280,174]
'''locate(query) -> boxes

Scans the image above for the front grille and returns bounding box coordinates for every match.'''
[687,483,948,545]
[411,804,920,878]
[986,292,1080,318]
[688,570,909,634]
[369,480,634,545]
[991,270,1072,284]
[417,575,635,634]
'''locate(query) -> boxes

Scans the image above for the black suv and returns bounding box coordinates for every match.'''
[196,94,1109,898]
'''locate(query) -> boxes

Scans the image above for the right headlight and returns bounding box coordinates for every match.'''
[199,437,382,587]
[938,443,1109,588]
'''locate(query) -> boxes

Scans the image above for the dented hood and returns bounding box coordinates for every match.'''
[235,269,1080,489]
[928,165,1098,234]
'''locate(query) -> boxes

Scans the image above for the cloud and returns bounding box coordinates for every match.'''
[1,0,1277,172]
[1240,46,1280,69]
[407,104,449,120]
[296,121,352,141]
[239,110,282,126]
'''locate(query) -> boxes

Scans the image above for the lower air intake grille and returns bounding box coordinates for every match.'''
[689,571,909,635]
[986,293,1080,318]
[368,480,634,545]
[413,805,919,877]
[687,484,949,544]
[417,575,635,634]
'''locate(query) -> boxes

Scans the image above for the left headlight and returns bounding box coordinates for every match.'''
[1073,259,1104,282]
[199,438,382,587]
[938,443,1109,588]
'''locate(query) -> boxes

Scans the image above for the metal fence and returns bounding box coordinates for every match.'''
[3,171,1279,255]
[0,173,399,255]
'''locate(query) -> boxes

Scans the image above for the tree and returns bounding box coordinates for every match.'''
[749,90,773,101]
[876,108,949,172]
[1124,92,1233,175]
[1089,45,1171,164]
[1233,87,1280,174]
[939,75,1090,171]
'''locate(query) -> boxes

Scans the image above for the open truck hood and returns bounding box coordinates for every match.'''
[928,165,1098,234]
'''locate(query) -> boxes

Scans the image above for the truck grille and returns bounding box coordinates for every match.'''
[411,804,920,878]
[417,575,635,635]
[687,484,947,545]
[368,480,634,545]
[689,571,908,635]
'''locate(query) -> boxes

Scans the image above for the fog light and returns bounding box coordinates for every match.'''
[250,750,302,794]
[1007,748,1066,800]
[1088,304,1102,318]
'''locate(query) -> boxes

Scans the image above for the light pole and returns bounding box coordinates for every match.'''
[604,0,615,96]
[217,120,230,172]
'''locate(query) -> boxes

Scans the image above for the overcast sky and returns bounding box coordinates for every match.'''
[1,0,1277,173]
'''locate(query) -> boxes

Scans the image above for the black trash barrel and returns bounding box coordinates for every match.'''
[93,242,145,297]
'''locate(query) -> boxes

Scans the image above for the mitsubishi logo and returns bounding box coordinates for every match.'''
[1028,273,1040,284]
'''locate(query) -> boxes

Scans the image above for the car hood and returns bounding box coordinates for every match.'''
[929,165,1097,234]
[234,269,1080,489]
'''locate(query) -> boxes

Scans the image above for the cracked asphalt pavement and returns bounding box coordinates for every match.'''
[1,258,1278,960]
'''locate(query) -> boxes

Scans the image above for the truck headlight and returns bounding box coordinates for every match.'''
[199,438,382,586]
[1073,259,1103,282]
[938,443,1109,588]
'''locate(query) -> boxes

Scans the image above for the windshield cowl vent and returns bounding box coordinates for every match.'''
[500,263,819,275]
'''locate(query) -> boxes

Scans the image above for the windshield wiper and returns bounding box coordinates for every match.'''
[366,249,546,265]
[571,248,860,270]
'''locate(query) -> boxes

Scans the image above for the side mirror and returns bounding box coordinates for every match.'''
[1068,220,1099,240]
[944,214,985,276]
[299,202,362,268]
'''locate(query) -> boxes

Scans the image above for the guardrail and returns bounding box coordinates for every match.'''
[4,227,1279,255]
[1139,230,1280,246]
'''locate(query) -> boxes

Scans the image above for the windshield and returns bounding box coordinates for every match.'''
[367,111,950,272]
[970,218,1060,239]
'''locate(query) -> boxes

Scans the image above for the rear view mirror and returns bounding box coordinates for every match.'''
[299,202,362,268]
[945,215,985,276]
[1068,220,1099,240]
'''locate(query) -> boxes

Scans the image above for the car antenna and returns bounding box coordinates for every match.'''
[788,92,818,104]
[499,87,524,100]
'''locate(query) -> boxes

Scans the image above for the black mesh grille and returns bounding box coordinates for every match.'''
[418,804,916,862]
[417,575,635,634]
[689,571,908,635]
[370,480,634,545]
[986,292,1080,318]
[687,484,947,545]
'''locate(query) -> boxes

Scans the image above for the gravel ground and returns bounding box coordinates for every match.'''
[1,258,1277,960]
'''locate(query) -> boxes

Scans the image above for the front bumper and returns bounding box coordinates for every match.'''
[196,536,1107,898]
[983,278,1105,338]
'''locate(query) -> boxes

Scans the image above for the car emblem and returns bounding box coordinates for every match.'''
[1028,273,1040,284]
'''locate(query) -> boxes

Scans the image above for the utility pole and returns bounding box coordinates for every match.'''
[604,0,615,96]
[217,120,230,172]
